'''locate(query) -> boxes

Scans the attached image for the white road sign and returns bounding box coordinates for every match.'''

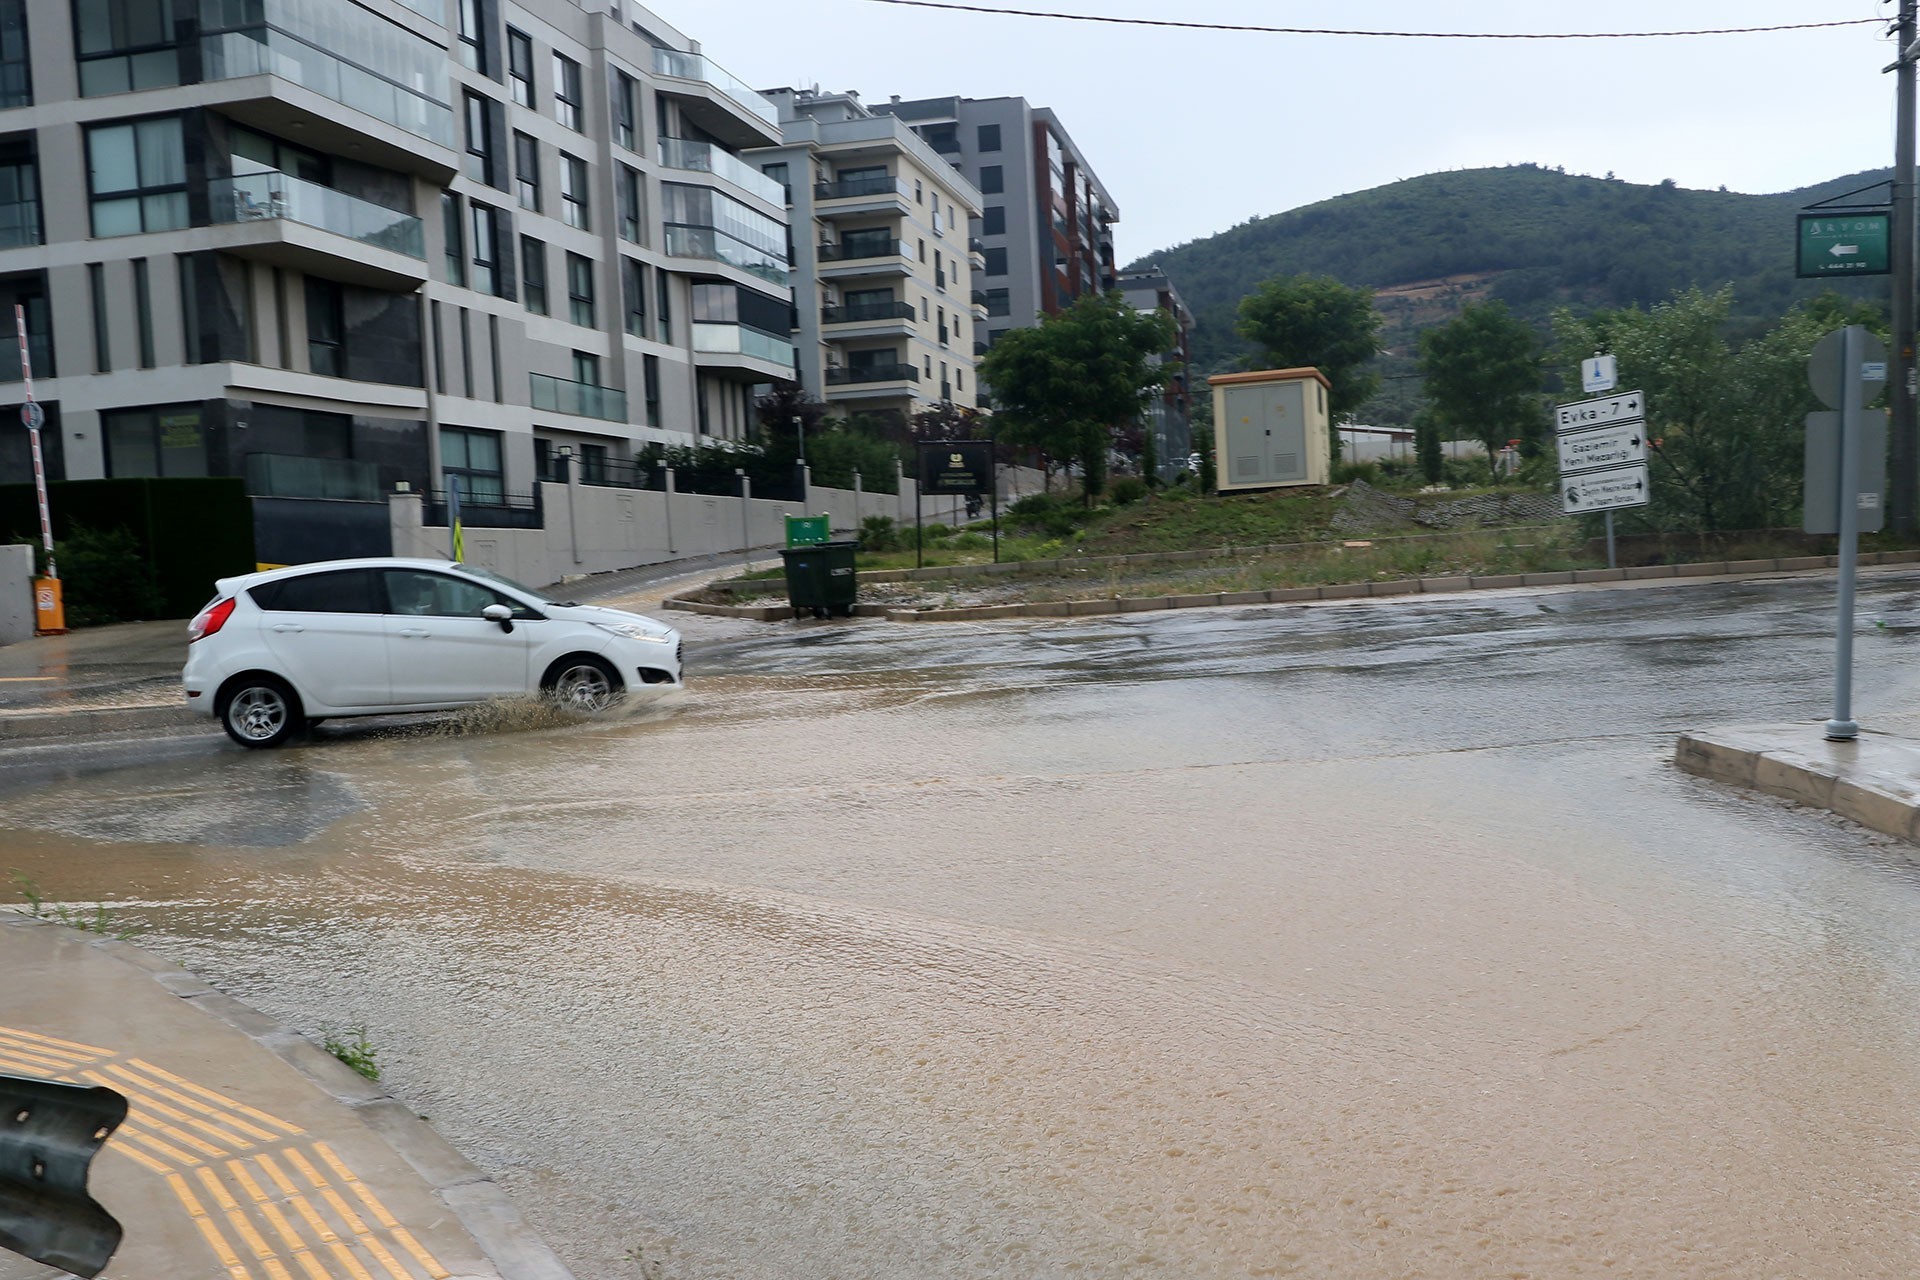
[1556,421,1647,474]
[1556,390,1646,433]
[1581,355,1617,394]
[1562,462,1650,514]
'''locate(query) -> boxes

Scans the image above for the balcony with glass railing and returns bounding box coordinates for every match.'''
[827,363,919,386]
[659,138,784,205]
[693,323,795,369]
[665,225,790,287]
[817,238,912,265]
[822,300,916,325]
[814,174,913,203]
[211,171,424,258]
[651,47,779,126]
[531,373,627,423]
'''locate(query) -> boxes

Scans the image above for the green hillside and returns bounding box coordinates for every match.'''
[1130,164,1893,422]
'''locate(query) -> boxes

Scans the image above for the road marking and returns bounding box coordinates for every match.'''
[0,1023,451,1280]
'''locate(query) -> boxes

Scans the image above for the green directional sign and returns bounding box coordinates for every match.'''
[1798,212,1891,278]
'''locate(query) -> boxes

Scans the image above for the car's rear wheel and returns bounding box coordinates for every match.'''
[220,675,300,749]
[543,655,622,712]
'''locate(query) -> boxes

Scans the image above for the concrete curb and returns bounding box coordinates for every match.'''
[3,915,575,1280]
[1675,725,1920,845]
[668,551,1920,624]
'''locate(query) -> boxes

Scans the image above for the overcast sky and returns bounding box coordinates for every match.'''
[654,1,1899,265]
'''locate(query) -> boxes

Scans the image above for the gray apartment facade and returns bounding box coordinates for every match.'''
[872,94,1116,348]
[1115,266,1194,481]
[0,0,792,561]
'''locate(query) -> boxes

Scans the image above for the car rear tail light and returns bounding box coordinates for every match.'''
[188,596,236,643]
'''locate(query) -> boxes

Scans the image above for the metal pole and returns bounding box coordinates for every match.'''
[1604,509,1616,570]
[1829,325,1866,741]
[16,304,52,581]
[991,423,1000,565]
[1892,0,1918,534]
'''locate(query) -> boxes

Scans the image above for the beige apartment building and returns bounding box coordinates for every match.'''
[752,87,983,427]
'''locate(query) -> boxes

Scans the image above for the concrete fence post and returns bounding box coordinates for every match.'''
[662,463,675,554]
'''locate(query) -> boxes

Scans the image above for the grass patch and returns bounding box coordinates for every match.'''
[7,871,141,939]
[320,1024,380,1081]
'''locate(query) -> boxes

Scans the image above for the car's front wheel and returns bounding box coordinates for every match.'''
[543,655,622,712]
[219,675,301,749]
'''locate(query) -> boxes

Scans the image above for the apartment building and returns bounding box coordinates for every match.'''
[752,87,982,427]
[872,94,1117,348]
[1115,266,1194,480]
[0,0,792,558]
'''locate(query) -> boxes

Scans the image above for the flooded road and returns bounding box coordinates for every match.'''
[11,575,1920,1276]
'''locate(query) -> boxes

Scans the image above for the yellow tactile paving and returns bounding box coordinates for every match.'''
[1,1023,451,1280]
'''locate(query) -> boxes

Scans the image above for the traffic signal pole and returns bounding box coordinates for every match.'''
[1889,0,1917,533]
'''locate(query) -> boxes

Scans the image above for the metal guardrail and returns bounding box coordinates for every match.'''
[0,1074,128,1278]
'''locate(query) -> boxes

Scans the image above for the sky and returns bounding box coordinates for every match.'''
[650,0,1902,266]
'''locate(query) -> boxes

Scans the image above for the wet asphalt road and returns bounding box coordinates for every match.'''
[11,572,1920,1276]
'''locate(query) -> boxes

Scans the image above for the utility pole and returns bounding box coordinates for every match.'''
[1889,0,1917,533]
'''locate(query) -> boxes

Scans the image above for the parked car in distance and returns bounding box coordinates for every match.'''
[183,557,683,748]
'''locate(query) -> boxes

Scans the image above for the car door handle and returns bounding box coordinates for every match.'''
[271,624,304,633]
[398,628,431,638]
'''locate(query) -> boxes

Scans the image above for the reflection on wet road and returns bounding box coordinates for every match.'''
[12,574,1920,1276]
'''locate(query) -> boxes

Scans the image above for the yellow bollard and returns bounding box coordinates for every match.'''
[32,577,65,636]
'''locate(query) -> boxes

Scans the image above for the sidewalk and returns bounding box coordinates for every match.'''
[0,913,571,1280]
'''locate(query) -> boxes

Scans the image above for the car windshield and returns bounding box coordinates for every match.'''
[459,563,577,607]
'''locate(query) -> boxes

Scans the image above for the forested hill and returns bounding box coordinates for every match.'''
[1132,163,1893,378]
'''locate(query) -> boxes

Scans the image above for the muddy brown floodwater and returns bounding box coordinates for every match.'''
[12,578,1920,1277]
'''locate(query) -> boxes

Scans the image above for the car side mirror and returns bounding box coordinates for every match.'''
[482,603,514,633]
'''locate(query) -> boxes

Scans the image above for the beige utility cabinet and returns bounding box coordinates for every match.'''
[1209,368,1333,491]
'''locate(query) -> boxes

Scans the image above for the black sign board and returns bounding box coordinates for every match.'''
[918,440,993,495]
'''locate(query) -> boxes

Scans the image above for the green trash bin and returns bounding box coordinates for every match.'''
[779,540,859,618]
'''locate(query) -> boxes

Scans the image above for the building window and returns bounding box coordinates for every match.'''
[0,0,30,107]
[977,123,1000,152]
[654,265,670,341]
[566,252,593,327]
[75,0,180,96]
[521,235,547,315]
[613,70,636,150]
[177,253,200,363]
[306,277,343,375]
[456,0,485,71]
[571,350,598,386]
[578,441,607,484]
[439,425,503,504]
[441,191,464,286]
[86,116,185,236]
[513,131,539,211]
[130,256,153,366]
[0,153,39,247]
[552,52,581,130]
[89,263,109,371]
[561,152,588,229]
[760,161,789,201]
[617,164,640,242]
[464,90,496,185]
[983,246,1007,275]
[470,203,499,296]
[643,353,660,424]
[979,165,1003,194]
[104,404,206,477]
[507,27,533,107]
[982,205,1005,236]
[985,288,1009,317]
[621,257,646,336]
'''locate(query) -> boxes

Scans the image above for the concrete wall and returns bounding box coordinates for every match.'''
[387,464,1029,588]
[0,544,32,646]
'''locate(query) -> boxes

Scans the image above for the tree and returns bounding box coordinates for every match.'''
[752,381,833,465]
[1234,274,1383,425]
[978,291,1175,502]
[1551,287,1825,533]
[1417,300,1546,478]
[1412,406,1445,484]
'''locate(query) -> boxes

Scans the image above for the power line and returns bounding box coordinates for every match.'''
[856,0,1884,40]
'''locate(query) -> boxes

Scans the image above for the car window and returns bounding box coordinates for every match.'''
[250,569,384,614]
[383,570,537,619]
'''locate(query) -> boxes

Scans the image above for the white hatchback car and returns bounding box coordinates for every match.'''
[183,557,683,747]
